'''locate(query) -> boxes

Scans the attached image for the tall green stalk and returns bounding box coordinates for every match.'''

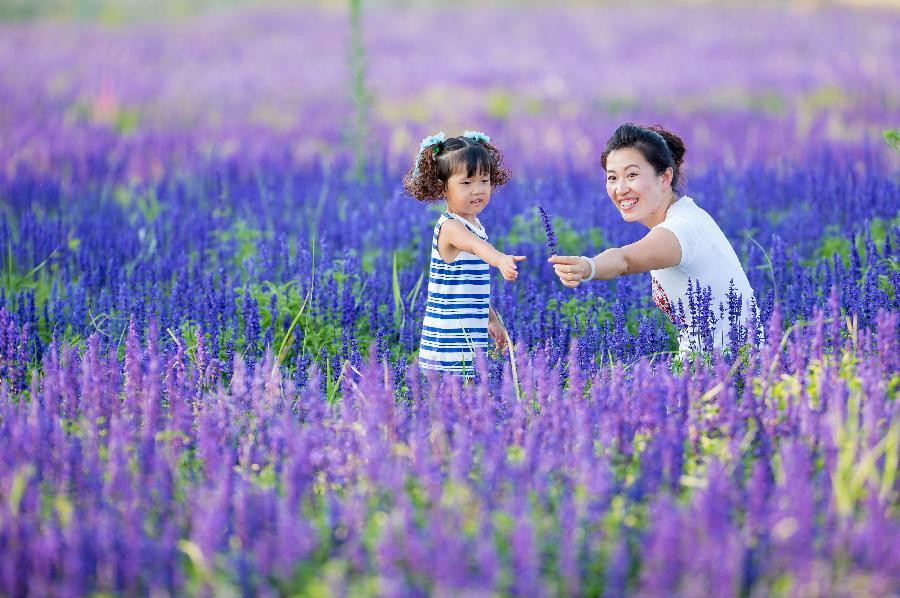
[347,0,371,181]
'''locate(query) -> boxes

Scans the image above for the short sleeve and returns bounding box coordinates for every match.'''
[654,217,700,269]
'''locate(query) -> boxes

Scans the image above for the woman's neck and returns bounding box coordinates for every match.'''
[640,192,680,229]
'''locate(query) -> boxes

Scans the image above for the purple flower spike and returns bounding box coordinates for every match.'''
[538,205,558,256]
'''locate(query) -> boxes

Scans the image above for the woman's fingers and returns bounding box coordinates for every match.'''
[548,255,580,266]
[549,256,584,288]
[550,256,586,284]
[553,265,582,280]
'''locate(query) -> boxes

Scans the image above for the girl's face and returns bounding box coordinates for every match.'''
[443,168,491,223]
[604,147,674,228]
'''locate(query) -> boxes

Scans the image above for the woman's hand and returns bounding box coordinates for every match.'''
[549,255,591,289]
[488,311,508,352]
[495,254,526,281]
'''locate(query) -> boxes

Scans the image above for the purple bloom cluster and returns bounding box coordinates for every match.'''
[538,204,558,256]
[0,313,897,596]
[1,156,896,381]
[0,4,897,595]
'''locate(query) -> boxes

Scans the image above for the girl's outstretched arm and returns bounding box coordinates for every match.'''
[438,220,526,281]
[550,228,681,288]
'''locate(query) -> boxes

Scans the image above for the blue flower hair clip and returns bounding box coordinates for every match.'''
[413,131,445,177]
[419,131,446,154]
[462,130,491,144]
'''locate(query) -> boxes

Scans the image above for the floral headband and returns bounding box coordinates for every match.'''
[419,131,446,155]
[412,130,492,176]
[413,131,445,176]
[462,130,490,144]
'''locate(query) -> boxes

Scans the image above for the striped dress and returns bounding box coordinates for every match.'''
[418,212,491,375]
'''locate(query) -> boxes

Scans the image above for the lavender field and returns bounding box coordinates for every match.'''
[1,2,899,597]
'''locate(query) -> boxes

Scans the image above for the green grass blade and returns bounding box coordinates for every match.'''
[273,287,312,373]
[392,251,403,328]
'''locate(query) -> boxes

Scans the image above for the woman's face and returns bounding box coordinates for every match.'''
[604,147,673,228]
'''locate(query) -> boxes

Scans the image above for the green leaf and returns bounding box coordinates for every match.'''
[884,128,900,153]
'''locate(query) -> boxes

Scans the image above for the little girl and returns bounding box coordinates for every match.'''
[403,131,525,375]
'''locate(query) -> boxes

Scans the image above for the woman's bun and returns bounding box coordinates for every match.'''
[647,125,686,168]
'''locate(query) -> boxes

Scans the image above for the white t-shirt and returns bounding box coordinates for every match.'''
[650,196,756,354]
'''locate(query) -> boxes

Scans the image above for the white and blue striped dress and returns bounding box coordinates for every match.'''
[418,212,491,375]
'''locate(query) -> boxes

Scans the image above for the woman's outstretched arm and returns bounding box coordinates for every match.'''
[549,228,682,289]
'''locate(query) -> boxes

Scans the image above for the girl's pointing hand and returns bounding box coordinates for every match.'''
[496,254,526,281]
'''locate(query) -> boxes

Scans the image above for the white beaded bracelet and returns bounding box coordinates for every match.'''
[579,256,596,281]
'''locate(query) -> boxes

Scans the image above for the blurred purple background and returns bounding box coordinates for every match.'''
[1,1,898,178]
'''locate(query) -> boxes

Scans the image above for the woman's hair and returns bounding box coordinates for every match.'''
[403,135,510,201]
[600,124,687,194]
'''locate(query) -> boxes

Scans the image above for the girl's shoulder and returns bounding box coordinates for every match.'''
[432,211,453,229]
[443,211,487,238]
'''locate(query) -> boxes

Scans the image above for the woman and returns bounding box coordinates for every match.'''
[550,123,756,354]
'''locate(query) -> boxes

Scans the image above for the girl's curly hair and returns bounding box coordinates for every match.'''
[403,135,510,202]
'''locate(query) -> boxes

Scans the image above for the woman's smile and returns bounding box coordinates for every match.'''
[617,196,639,211]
